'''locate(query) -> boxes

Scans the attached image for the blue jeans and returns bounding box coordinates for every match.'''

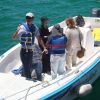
[32,62,42,81]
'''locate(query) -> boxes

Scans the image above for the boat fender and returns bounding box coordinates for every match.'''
[78,84,92,97]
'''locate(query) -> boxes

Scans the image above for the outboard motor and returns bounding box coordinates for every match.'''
[92,8,100,17]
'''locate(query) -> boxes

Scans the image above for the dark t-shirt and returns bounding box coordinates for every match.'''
[39,25,51,50]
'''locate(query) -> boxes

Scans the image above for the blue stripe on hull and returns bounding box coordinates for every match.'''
[39,58,100,100]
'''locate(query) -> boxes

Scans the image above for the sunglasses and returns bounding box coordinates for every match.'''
[26,16,34,19]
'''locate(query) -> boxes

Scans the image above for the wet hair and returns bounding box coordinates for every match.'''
[76,15,85,27]
[66,18,75,28]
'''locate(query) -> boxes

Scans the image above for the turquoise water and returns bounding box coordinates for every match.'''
[0,0,100,99]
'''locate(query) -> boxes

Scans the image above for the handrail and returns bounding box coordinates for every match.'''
[23,49,100,100]
[1,49,100,100]
[21,49,100,100]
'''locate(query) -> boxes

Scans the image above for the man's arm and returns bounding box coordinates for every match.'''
[12,25,21,40]
[37,36,48,54]
[35,27,48,54]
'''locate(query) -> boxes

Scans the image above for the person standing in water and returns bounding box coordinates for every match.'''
[13,12,47,80]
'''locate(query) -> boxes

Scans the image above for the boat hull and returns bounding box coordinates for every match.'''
[39,59,100,100]
[0,17,100,100]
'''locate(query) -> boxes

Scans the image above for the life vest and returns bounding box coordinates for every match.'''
[21,23,36,49]
[49,34,67,54]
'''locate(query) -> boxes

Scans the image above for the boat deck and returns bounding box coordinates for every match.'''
[0,47,100,100]
[0,73,41,99]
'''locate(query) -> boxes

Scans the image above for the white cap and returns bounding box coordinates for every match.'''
[26,12,34,18]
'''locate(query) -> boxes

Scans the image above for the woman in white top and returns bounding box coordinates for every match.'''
[65,18,83,69]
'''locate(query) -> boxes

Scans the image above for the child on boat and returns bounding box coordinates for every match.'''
[47,24,67,79]
[32,43,42,81]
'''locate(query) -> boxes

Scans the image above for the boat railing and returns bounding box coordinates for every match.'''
[1,49,100,100]
[24,49,100,100]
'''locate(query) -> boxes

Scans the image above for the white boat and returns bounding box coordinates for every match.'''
[0,17,100,100]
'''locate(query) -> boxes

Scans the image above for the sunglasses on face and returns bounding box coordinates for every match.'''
[26,16,34,19]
